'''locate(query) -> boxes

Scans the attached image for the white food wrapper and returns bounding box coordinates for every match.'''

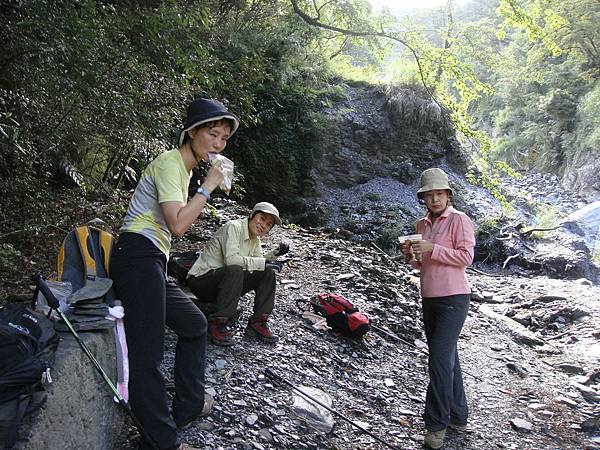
[398,233,422,243]
[398,233,423,261]
[209,153,234,195]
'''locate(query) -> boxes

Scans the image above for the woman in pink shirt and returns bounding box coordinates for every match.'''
[401,168,476,450]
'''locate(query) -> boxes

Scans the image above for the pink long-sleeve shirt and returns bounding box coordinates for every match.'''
[410,206,475,298]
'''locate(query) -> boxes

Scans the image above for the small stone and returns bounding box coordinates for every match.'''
[557,363,584,375]
[215,359,227,370]
[196,421,215,431]
[571,375,590,384]
[581,416,600,432]
[537,410,554,418]
[507,362,528,378]
[414,339,427,349]
[555,395,578,407]
[258,428,274,442]
[384,378,396,387]
[510,418,533,432]
[353,420,371,430]
[206,387,218,397]
[471,291,484,302]
[527,403,546,411]
[573,383,600,402]
[246,414,259,426]
[336,273,355,280]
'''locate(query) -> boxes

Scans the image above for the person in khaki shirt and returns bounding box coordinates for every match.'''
[187,202,288,346]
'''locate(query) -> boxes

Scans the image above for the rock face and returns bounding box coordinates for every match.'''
[290,82,599,283]
[563,148,600,200]
[293,82,486,236]
[562,200,600,254]
[18,330,123,449]
[307,83,459,191]
[477,172,600,282]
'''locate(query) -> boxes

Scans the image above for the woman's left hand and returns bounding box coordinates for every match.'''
[412,239,434,255]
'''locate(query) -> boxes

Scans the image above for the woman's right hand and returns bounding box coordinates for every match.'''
[400,242,411,255]
[204,162,225,192]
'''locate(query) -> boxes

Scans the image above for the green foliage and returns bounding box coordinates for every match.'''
[472,213,509,263]
[228,84,329,208]
[0,0,332,211]
[466,154,516,213]
[527,203,562,238]
[482,0,600,176]
[0,244,21,271]
[475,215,503,237]
[498,0,564,56]
[593,244,600,265]
[563,80,600,167]
[363,192,380,202]
[376,222,412,252]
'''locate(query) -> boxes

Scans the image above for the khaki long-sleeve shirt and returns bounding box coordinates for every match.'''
[187,218,274,278]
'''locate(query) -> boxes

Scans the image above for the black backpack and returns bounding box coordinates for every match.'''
[167,250,200,285]
[0,302,59,449]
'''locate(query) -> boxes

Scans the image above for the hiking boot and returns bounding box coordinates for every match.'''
[175,393,214,430]
[245,314,278,343]
[424,429,446,449]
[208,317,234,346]
[449,421,468,432]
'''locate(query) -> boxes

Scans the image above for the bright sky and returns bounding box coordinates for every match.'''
[369,0,468,11]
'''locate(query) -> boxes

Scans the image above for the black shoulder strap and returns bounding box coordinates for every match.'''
[4,393,33,449]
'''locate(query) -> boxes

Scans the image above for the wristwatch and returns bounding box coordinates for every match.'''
[196,186,211,200]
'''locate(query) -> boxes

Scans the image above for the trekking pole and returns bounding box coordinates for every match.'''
[264,368,399,450]
[370,324,483,382]
[32,274,159,450]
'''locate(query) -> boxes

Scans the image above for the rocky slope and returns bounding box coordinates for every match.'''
[114,197,600,450]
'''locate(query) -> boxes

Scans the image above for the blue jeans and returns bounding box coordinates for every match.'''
[422,294,470,432]
[110,233,208,450]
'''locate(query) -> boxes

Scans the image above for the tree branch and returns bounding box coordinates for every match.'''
[288,0,443,111]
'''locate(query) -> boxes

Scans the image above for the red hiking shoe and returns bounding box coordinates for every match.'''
[245,314,278,343]
[208,317,234,346]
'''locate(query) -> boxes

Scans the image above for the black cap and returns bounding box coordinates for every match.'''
[178,98,240,146]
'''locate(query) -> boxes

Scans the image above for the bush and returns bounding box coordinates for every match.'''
[0,244,21,271]
[364,192,381,202]
[376,222,412,252]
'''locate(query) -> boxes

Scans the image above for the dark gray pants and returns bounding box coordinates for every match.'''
[422,294,470,432]
[110,233,208,450]
[187,265,275,319]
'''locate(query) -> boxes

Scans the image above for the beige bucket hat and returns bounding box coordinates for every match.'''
[251,202,282,225]
[416,168,452,199]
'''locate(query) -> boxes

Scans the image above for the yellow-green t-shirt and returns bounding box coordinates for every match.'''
[120,150,191,256]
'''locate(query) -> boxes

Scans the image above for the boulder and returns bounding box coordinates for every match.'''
[16,330,123,450]
[562,200,600,254]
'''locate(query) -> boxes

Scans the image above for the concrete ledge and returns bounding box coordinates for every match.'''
[16,328,123,450]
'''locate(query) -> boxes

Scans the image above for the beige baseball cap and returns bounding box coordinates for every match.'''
[251,202,282,225]
[416,168,453,199]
